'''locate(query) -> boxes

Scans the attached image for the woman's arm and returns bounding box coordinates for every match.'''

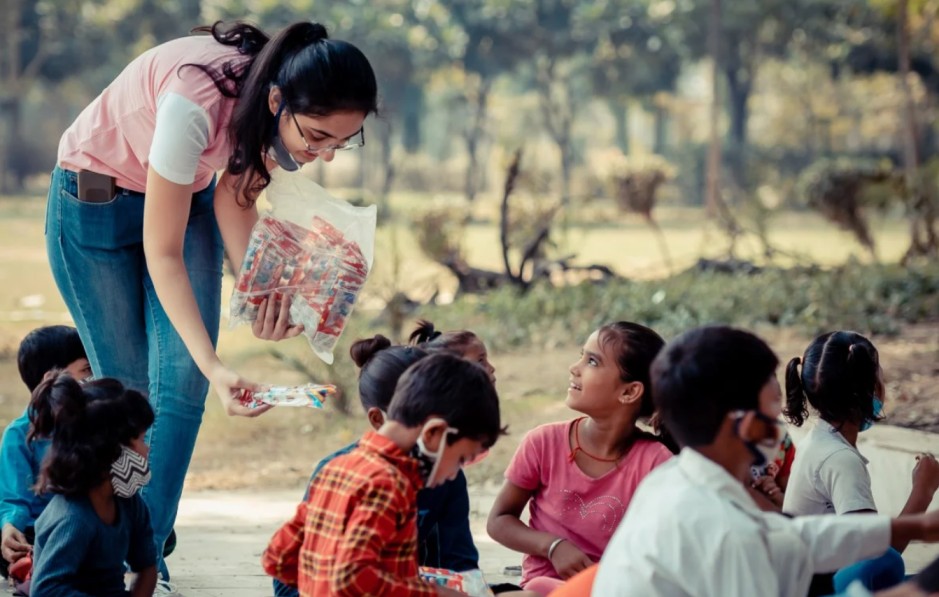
[143,167,269,417]
[486,480,593,579]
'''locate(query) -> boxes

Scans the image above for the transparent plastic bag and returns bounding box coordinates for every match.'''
[229,171,376,363]
[237,383,336,410]
[419,567,495,597]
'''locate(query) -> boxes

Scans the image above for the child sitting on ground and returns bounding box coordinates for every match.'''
[784,330,939,593]
[410,320,496,382]
[29,373,157,596]
[0,325,91,580]
[487,322,675,596]
[271,335,485,597]
[263,354,506,596]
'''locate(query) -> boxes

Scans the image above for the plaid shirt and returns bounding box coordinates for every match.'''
[263,431,437,597]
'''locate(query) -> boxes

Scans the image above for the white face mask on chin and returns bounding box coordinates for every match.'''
[411,418,459,487]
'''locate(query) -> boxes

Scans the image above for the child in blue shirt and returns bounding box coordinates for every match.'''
[0,325,90,579]
[272,328,491,597]
[30,373,157,596]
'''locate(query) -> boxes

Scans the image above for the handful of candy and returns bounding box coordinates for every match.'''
[238,383,336,410]
[419,567,495,597]
[228,171,376,364]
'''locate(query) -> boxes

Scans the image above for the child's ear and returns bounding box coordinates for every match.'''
[419,419,448,453]
[268,86,282,116]
[366,407,385,431]
[732,410,760,442]
[618,381,644,406]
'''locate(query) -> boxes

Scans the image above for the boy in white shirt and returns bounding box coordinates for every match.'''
[593,325,939,597]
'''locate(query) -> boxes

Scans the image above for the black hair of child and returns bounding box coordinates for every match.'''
[597,321,679,453]
[17,325,86,392]
[387,353,506,448]
[33,374,154,497]
[349,334,429,412]
[651,326,779,449]
[784,331,883,428]
[408,319,480,356]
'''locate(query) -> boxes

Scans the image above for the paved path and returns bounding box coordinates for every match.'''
[5,423,939,595]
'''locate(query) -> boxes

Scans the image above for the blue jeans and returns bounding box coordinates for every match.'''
[45,166,223,579]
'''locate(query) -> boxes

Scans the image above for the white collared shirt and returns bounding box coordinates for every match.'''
[592,449,890,597]
[783,419,876,516]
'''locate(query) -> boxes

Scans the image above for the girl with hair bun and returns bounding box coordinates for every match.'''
[784,331,939,593]
[45,19,378,584]
[29,374,157,596]
[409,320,496,382]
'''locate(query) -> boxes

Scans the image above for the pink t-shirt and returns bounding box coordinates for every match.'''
[58,35,245,193]
[505,419,672,585]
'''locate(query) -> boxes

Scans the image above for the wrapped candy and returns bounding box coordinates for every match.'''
[418,567,495,597]
[229,171,376,363]
[238,383,337,410]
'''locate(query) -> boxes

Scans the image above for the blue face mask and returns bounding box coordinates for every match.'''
[860,397,884,432]
[269,99,300,172]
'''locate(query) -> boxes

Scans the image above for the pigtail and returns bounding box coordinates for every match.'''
[845,342,882,424]
[409,319,442,346]
[784,357,809,426]
[28,371,83,442]
[350,334,393,368]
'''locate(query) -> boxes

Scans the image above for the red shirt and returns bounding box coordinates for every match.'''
[262,431,437,597]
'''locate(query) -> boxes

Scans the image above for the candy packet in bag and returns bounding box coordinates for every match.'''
[238,383,336,410]
[418,567,495,597]
[229,171,376,364]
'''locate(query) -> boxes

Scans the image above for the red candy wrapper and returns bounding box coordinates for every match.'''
[418,567,494,597]
[229,172,376,363]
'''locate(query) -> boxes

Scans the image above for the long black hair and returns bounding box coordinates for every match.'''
[785,331,882,428]
[185,21,378,204]
[595,321,677,453]
[33,374,154,496]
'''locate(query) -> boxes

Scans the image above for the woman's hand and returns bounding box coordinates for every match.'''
[1,523,29,563]
[209,363,272,417]
[548,540,594,580]
[252,292,304,341]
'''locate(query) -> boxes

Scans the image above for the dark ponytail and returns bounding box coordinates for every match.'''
[350,336,428,412]
[409,319,480,357]
[36,376,154,496]
[784,331,882,428]
[784,357,809,426]
[408,319,442,345]
[28,371,78,442]
[185,21,377,205]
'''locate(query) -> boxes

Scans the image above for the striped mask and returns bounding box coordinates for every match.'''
[111,445,151,498]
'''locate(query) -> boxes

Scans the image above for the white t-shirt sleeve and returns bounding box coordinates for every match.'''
[819,449,877,514]
[148,92,211,185]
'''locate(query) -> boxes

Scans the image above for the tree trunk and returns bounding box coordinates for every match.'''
[464,77,491,203]
[402,83,423,154]
[609,99,630,154]
[652,104,667,155]
[898,0,938,259]
[705,0,722,218]
[725,66,751,184]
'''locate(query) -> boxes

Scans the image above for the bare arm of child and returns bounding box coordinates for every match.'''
[892,454,939,552]
[130,565,157,597]
[262,499,308,586]
[486,480,593,580]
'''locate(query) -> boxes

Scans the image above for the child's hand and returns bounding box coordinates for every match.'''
[1,523,30,563]
[548,540,594,580]
[912,453,939,497]
[752,475,785,507]
[252,293,304,341]
[209,364,272,418]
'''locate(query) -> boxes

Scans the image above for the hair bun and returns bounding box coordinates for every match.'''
[408,319,442,345]
[350,334,393,368]
[305,22,329,43]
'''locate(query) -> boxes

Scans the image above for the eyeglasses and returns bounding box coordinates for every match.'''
[290,112,365,155]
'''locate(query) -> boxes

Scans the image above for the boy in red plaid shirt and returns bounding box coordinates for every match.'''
[263,353,505,596]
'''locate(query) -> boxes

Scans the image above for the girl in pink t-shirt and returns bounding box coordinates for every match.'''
[488,322,675,596]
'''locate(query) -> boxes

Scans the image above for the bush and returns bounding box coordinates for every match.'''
[411,262,939,351]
